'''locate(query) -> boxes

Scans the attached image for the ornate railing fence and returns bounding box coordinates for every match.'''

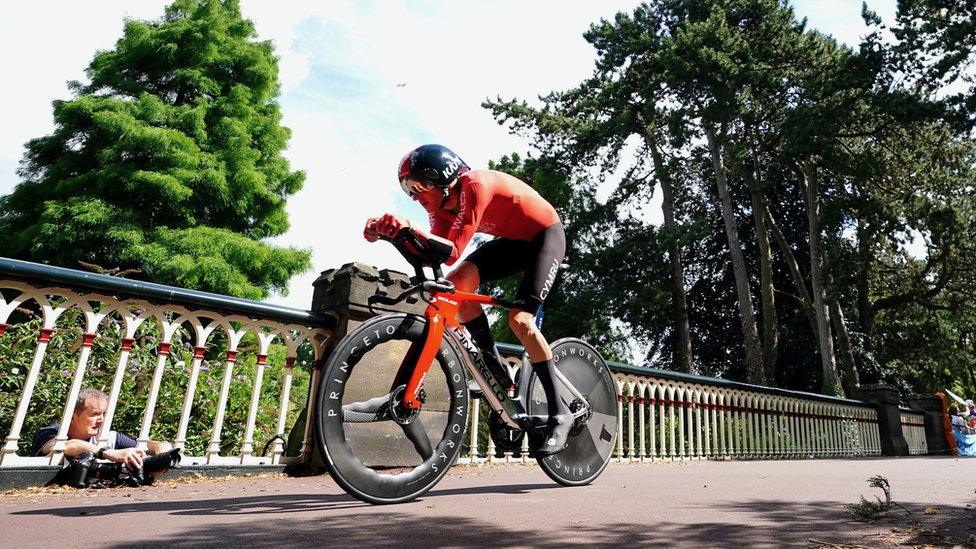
[459,345,882,464]
[0,258,942,477]
[0,258,332,469]
[899,409,928,455]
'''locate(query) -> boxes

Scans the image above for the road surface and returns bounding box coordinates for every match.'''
[2,458,973,547]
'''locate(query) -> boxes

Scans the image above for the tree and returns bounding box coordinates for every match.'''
[892,0,976,130]
[485,4,699,372]
[778,8,976,395]
[657,0,829,386]
[0,0,309,299]
[485,0,976,399]
[848,122,976,393]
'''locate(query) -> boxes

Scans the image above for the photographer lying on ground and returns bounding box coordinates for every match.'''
[32,388,179,486]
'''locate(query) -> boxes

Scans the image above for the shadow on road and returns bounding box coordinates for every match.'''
[12,484,975,547]
[11,483,560,518]
[92,500,974,548]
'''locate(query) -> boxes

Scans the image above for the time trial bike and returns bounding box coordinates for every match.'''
[315,228,618,504]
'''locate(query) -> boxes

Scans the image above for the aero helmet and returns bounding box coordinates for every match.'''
[397,144,468,196]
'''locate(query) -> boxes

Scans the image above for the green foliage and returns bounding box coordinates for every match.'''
[892,0,976,129]
[484,0,976,398]
[0,309,310,458]
[0,0,309,299]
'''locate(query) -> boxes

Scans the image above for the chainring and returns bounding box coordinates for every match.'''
[488,410,525,454]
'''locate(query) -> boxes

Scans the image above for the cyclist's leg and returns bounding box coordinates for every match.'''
[456,238,530,352]
[446,261,496,393]
[508,309,551,361]
[507,222,568,454]
[507,222,565,358]
[447,260,482,323]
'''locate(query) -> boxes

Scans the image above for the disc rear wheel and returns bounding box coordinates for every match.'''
[528,338,617,486]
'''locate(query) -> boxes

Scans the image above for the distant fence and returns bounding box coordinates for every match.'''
[899,409,929,455]
[460,344,886,464]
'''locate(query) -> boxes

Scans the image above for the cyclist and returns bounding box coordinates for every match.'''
[364,143,570,455]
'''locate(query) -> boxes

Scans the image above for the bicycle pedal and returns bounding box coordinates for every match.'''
[519,414,549,431]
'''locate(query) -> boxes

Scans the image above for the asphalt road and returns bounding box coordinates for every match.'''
[2,458,974,548]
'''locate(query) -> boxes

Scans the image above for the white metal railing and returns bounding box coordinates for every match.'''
[0,267,330,469]
[900,409,928,456]
[459,347,883,463]
[0,259,926,473]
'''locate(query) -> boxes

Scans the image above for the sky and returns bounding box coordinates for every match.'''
[0,0,897,312]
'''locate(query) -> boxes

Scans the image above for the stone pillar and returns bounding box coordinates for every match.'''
[311,262,425,338]
[858,384,909,456]
[905,395,951,456]
[288,262,427,469]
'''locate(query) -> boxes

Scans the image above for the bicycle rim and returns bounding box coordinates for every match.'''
[316,314,469,504]
[530,338,617,486]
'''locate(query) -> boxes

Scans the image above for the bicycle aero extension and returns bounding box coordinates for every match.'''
[315,228,618,504]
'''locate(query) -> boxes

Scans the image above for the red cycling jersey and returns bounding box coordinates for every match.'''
[427,169,560,265]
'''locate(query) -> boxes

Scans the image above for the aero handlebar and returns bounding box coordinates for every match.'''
[367,279,456,309]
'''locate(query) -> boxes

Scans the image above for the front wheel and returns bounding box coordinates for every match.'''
[315,314,470,504]
[528,338,618,486]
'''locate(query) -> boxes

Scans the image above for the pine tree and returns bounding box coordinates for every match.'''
[0,0,309,299]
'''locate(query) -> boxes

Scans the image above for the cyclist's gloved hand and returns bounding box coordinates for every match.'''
[364,217,381,242]
[374,213,410,239]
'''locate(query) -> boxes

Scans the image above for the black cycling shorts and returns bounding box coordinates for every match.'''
[465,222,566,311]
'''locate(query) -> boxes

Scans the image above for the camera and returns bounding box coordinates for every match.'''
[132,448,182,484]
[54,448,182,488]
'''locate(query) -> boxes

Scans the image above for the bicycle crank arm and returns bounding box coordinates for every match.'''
[341,394,392,423]
[515,404,589,428]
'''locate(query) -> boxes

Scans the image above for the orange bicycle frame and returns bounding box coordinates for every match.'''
[400,289,502,409]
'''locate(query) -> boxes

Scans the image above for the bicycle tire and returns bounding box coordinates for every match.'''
[315,313,469,504]
[529,338,617,486]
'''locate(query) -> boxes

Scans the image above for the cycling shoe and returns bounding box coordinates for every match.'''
[535,413,574,456]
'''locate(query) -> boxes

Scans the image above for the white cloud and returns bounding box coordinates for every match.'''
[792,0,896,46]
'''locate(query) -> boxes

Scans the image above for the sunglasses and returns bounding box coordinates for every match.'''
[399,178,431,197]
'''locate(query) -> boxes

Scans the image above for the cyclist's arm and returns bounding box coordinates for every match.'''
[439,181,485,265]
[367,213,444,263]
[366,214,417,241]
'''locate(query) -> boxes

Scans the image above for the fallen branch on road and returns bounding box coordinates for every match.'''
[844,475,913,522]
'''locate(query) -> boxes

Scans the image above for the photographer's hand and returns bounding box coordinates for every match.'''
[147,440,173,455]
[105,447,146,471]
